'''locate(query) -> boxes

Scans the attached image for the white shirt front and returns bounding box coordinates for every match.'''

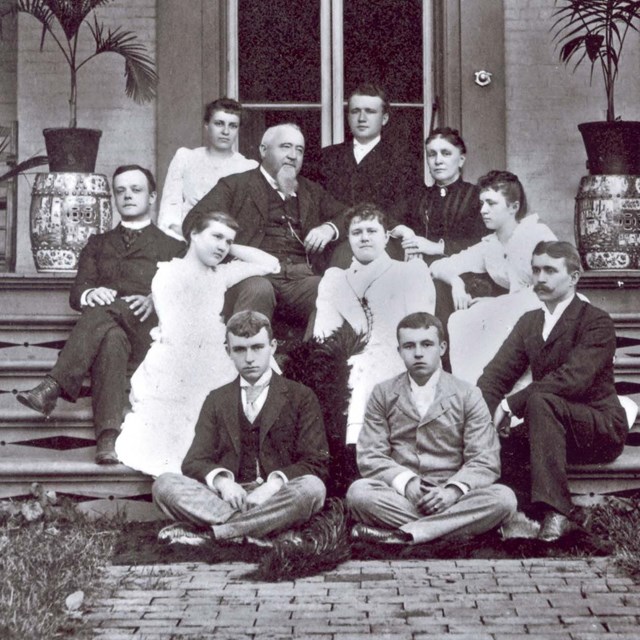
[353,136,381,164]
[240,369,273,423]
[541,294,575,341]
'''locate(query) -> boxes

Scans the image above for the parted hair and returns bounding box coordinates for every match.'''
[204,97,243,124]
[425,127,467,154]
[112,165,156,193]
[181,210,239,244]
[349,83,390,113]
[344,202,388,231]
[533,240,583,274]
[396,312,445,343]
[226,310,274,341]
[477,170,528,221]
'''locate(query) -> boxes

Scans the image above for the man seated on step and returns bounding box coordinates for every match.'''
[152,310,329,547]
[477,241,628,542]
[16,165,185,464]
[347,311,516,545]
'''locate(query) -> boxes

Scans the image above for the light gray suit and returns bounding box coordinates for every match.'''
[347,371,516,543]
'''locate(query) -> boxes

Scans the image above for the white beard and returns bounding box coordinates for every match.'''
[276,165,298,198]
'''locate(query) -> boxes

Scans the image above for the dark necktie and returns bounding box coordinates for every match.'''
[121,226,143,249]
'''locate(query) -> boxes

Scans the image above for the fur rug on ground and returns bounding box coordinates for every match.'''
[111,499,614,582]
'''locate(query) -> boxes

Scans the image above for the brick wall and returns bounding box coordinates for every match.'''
[15,0,156,272]
[504,0,640,241]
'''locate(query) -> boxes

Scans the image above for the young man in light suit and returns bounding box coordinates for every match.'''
[347,312,516,544]
[153,310,329,546]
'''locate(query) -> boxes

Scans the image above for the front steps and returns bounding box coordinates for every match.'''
[0,272,639,519]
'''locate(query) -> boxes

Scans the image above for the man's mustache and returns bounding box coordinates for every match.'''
[534,284,551,293]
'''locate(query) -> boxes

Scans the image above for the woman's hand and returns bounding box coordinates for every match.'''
[401,235,445,257]
[450,277,472,310]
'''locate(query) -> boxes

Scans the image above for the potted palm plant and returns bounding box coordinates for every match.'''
[552,0,640,174]
[0,0,158,172]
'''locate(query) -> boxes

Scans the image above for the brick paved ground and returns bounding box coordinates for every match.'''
[86,557,640,639]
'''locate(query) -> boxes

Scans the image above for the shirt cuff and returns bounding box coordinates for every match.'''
[80,288,95,307]
[392,470,418,496]
[324,222,339,241]
[267,470,288,486]
[446,481,469,496]
[500,398,512,414]
[205,468,234,490]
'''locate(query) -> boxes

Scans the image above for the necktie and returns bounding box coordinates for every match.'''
[122,227,143,249]
[244,383,268,422]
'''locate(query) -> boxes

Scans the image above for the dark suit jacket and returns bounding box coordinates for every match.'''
[319,137,421,227]
[190,168,346,257]
[70,223,185,311]
[182,374,330,484]
[478,297,627,444]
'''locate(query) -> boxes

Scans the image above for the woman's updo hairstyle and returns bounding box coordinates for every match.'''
[181,210,240,244]
[425,127,467,155]
[477,170,528,221]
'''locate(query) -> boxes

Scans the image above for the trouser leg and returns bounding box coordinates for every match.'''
[223,276,277,321]
[269,265,320,326]
[347,478,516,544]
[525,391,625,517]
[90,326,131,437]
[153,473,326,540]
[50,299,153,400]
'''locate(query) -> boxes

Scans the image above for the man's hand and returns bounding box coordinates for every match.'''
[122,294,154,322]
[245,476,284,508]
[214,476,248,512]
[86,287,117,307]
[416,486,461,515]
[450,277,472,310]
[493,404,512,439]
[304,224,335,253]
[404,476,424,506]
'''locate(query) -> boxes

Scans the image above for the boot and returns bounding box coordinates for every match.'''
[16,376,61,417]
[95,429,119,465]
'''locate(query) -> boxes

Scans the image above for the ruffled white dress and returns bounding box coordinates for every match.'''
[115,256,277,476]
[430,214,557,384]
[314,254,436,443]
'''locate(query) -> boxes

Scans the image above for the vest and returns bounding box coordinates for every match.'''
[260,185,307,262]
[237,403,263,484]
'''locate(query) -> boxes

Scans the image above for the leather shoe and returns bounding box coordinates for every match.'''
[538,511,578,542]
[16,376,60,417]
[95,430,119,465]
[350,523,411,544]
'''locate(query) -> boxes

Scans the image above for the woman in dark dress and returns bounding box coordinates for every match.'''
[399,128,498,341]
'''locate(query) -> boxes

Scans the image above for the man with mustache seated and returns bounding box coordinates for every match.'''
[189,123,345,331]
[477,241,628,542]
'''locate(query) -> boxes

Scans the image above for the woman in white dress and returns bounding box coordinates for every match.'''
[157,98,258,239]
[430,170,557,384]
[116,210,279,476]
[314,203,436,444]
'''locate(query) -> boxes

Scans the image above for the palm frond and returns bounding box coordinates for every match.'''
[44,0,113,40]
[87,17,157,104]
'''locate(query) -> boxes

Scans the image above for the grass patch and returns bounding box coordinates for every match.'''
[589,496,640,580]
[0,499,120,640]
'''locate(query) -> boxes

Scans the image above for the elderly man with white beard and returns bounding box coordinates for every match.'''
[189,123,346,329]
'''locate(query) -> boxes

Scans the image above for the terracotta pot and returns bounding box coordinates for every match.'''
[29,172,112,272]
[574,174,640,270]
[578,121,640,175]
[43,128,102,173]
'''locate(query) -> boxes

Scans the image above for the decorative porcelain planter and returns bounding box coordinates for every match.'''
[574,174,640,270]
[29,172,112,272]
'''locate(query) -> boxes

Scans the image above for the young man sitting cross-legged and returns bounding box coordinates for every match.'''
[153,310,329,546]
[347,312,516,545]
